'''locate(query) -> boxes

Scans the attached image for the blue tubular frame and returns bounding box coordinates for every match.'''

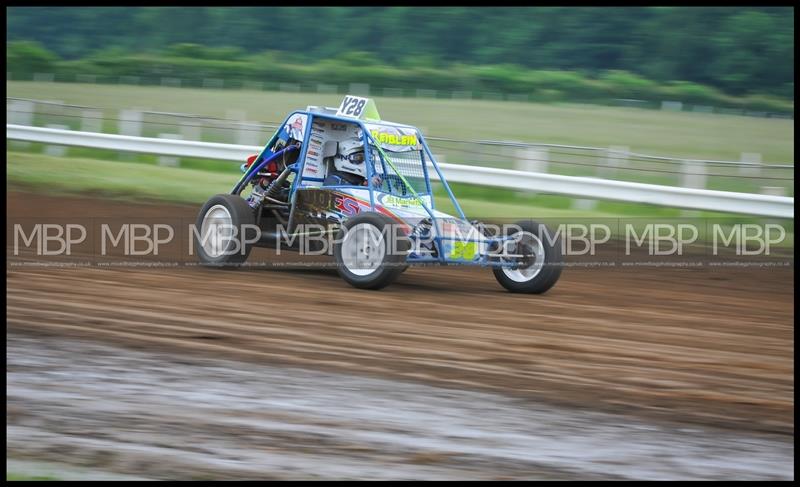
[418,135,465,220]
[418,150,434,209]
[234,110,513,268]
[231,145,299,195]
[362,122,376,209]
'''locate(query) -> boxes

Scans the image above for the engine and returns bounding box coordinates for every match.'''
[243,139,300,208]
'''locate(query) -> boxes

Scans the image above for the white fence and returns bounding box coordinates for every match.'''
[6,124,794,218]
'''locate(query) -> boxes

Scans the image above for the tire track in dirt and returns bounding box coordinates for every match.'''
[8,333,794,480]
[6,191,795,434]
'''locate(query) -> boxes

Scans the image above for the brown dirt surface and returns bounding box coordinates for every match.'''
[7,191,795,437]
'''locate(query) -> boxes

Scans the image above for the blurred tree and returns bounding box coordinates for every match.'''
[5,6,794,98]
[6,41,59,75]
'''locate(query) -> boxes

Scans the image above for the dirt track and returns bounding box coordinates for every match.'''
[6,191,795,478]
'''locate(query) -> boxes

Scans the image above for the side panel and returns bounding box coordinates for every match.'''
[287,187,372,234]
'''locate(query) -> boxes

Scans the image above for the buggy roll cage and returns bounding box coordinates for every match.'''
[231,109,515,267]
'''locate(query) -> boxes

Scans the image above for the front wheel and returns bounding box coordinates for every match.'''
[333,212,409,290]
[194,194,258,267]
[492,220,563,294]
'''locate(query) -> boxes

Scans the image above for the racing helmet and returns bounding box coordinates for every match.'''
[332,137,367,178]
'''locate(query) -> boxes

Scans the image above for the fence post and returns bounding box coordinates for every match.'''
[760,186,786,197]
[203,78,224,89]
[317,83,338,94]
[349,83,370,96]
[8,100,35,149]
[81,109,103,133]
[279,83,300,92]
[243,81,263,91]
[739,152,762,177]
[118,109,143,137]
[680,160,707,216]
[382,88,403,98]
[515,147,548,198]
[161,77,181,88]
[601,145,629,178]
[118,109,143,161]
[515,147,549,173]
[157,133,182,167]
[43,124,69,157]
[180,118,202,142]
[573,146,598,210]
[8,99,34,125]
[33,73,54,82]
[236,121,261,146]
[680,160,707,189]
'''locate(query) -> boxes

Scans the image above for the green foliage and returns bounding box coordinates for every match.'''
[6,41,59,77]
[6,7,794,99]
[8,45,791,113]
[4,6,795,112]
[166,43,245,60]
[599,71,658,99]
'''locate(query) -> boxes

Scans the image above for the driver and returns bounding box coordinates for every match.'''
[323,138,382,187]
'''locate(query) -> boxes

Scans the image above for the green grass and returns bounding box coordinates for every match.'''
[5,150,785,221]
[7,81,795,164]
[6,151,793,247]
[0,151,719,216]
[7,473,60,481]
[7,151,239,205]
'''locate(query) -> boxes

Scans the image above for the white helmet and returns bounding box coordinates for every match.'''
[333,138,367,177]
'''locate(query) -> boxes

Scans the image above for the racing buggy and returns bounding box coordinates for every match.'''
[195,96,562,292]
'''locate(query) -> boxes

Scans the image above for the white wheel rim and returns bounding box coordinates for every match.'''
[201,204,233,258]
[341,223,386,276]
[501,231,545,283]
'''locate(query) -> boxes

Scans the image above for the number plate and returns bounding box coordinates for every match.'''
[336,95,369,119]
[449,241,478,260]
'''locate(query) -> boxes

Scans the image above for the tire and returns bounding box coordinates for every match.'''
[333,212,410,290]
[195,194,258,268]
[492,219,563,294]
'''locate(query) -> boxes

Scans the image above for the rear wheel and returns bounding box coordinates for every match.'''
[195,194,258,267]
[334,212,409,290]
[492,220,562,294]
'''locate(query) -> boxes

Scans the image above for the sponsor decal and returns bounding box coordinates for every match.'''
[369,130,418,147]
[334,194,362,216]
[449,241,478,260]
[284,114,307,141]
[307,149,320,157]
[378,194,422,208]
[310,136,324,146]
[331,123,348,131]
